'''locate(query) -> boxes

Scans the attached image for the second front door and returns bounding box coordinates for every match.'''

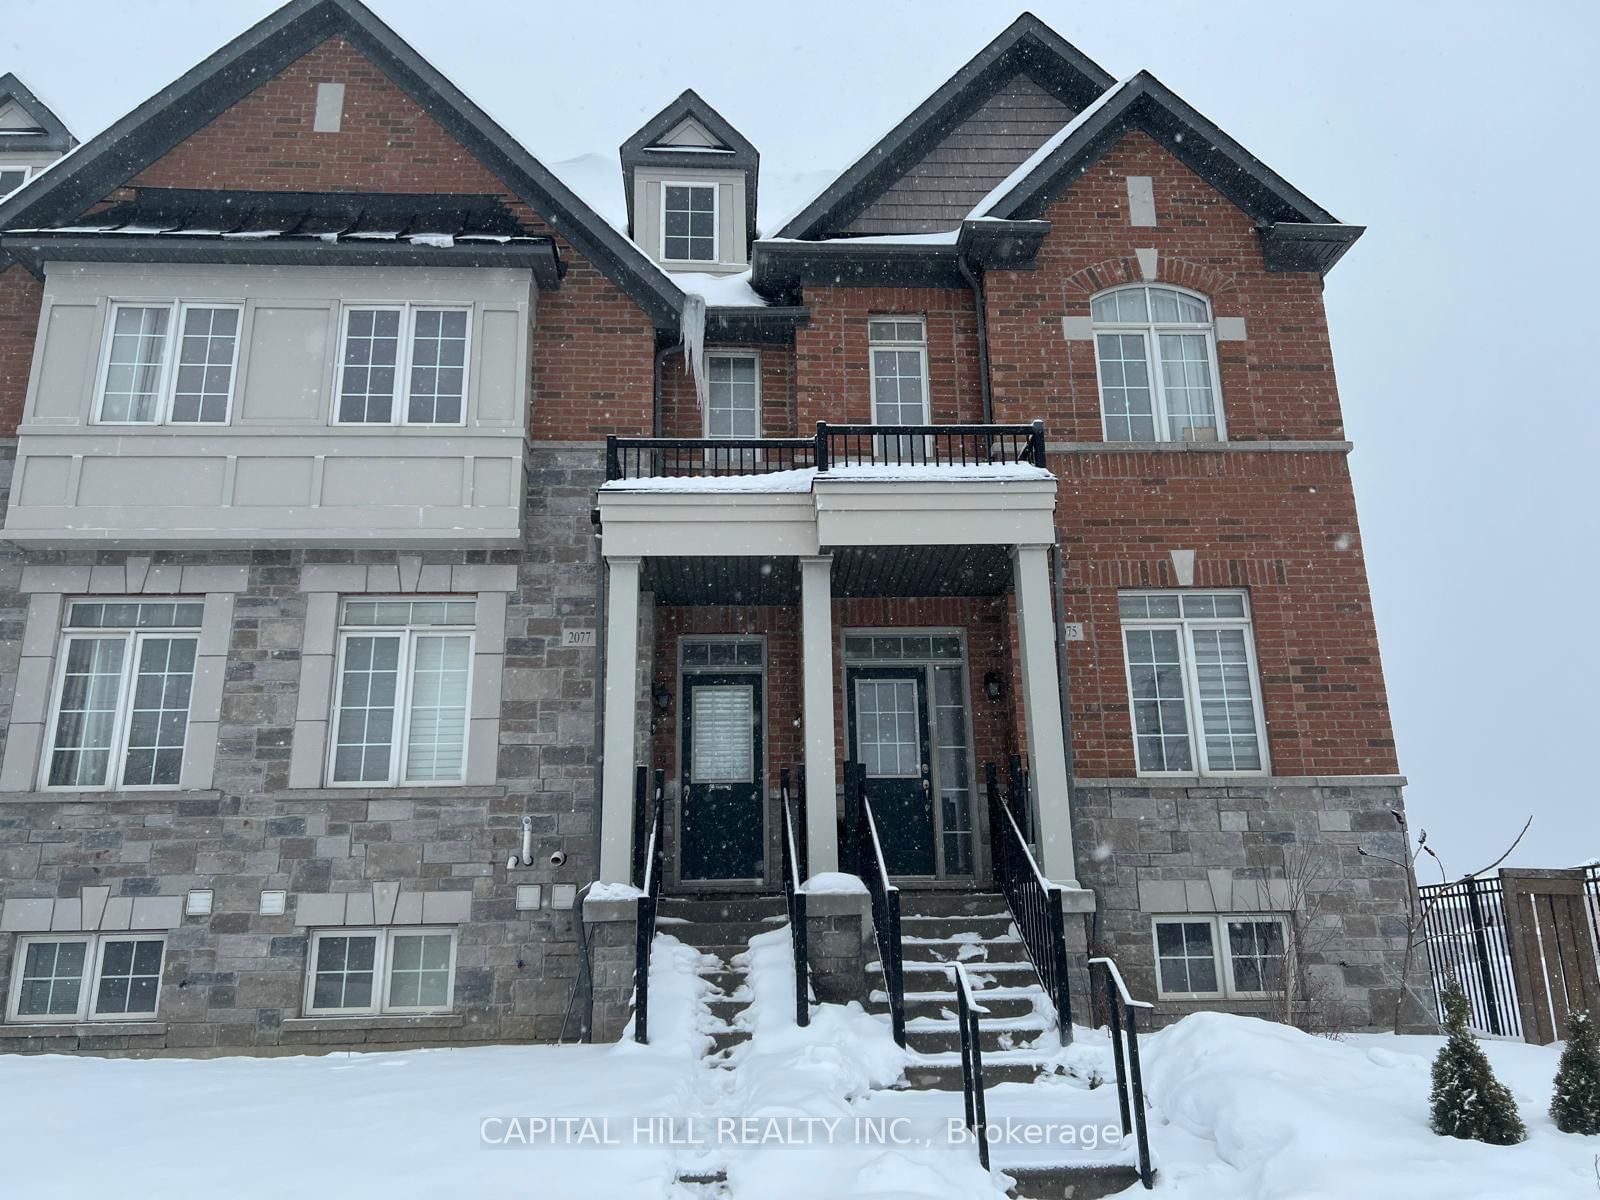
[848,666,936,876]
[679,672,764,883]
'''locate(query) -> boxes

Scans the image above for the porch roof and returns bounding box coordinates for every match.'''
[641,543,1015,604]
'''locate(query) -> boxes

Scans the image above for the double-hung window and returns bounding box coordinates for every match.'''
[1091,285,1223,442]
[44,599,202,790]
[330,597,475,785]
[335,304,470,426]
[6,933,166,1022]
[95,301,242,424]
[868,317,929,461]
[1152,915,1287,1000]
[1119,590,1266,775]
[661,183,717,263]
[304,927,456,1016]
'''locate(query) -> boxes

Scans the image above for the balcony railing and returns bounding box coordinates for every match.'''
[604,421,1046,481]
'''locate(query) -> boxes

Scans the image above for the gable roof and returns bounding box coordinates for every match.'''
[968,71,1362,271]
[0,73,75,152]
[620,89,759,249]
[0,0,684,326]
[776,13,1113,241]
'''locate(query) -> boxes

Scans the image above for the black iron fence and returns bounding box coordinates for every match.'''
[985,761,1072,1044]
[1091,957,1155,1190]
[780,768,810,1029]
[1417,875,1521,1039]
[847,761,906,1047]
[604,420,1047,481]
[632,768,665,1045]
[950,961,991,1172]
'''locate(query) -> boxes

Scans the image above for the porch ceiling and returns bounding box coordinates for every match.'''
[642,544,1014,604]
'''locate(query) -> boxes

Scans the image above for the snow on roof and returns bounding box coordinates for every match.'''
[668,269,766,308]
[965,77,1132,220]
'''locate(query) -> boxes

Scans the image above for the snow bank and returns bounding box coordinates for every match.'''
[799,871,867,895]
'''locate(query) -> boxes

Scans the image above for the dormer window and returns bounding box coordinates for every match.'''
[662,183,717,263]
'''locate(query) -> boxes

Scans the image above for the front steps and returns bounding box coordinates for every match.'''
[657,895,785,1064]
[872,891,1065,1090]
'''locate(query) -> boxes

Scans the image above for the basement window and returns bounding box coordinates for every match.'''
[1152,915,1287,1000]
[303,927,457,1016]
[6,933,166,1022]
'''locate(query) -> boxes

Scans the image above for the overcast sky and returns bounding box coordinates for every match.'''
[5,1,1595,871]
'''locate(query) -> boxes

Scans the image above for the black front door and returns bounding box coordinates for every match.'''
[679,672,764,882]
[847,667,935,876]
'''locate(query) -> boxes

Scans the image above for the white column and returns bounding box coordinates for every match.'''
[1013,544,1079,885]
[800,554,839,875]
[599,556,642,885]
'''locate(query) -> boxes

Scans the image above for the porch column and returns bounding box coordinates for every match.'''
[599,555,642,885]
[800,554,840,875]
[1013,544,1079,885]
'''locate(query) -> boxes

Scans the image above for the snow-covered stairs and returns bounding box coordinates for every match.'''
[874,892,1065,1090]
[657,896,785,1064]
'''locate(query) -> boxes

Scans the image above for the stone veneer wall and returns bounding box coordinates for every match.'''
[0,445,617,1055]
[1072,777,1424,1030]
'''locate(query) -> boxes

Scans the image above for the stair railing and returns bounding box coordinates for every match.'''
[950,961,991,1170]
[1090,956,1154,1189]
[780,768,811,1028]
[632,768,665,1044]
[985,761,1073,1044]
[849,761,906,1046]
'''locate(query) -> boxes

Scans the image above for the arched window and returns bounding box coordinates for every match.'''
[1090,285,1224,442]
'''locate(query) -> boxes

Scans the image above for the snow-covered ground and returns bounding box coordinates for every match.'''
[0,930,1592,1199]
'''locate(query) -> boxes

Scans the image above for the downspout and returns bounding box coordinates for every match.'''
[1049,542,1077,800]
[957,255,993,424]
[652,342,682,438]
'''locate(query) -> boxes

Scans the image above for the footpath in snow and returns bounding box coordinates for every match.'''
[0,926,1593,1199]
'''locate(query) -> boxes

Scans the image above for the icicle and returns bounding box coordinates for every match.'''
[681,292,708,413]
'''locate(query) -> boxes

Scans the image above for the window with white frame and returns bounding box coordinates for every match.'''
[330,598,475,785]
[1119,591,1266,776]
[1091,285,1223,443]
[6,933,166,1022]
[661,183,717,262]
[0,166,31,196]
[95,301,241,424]
[335,305,470,426]
[868,317,930,426]
[706,353,759,439]
[1152,915,1287,999]
[43,599,202,790]
[304,927,456,1016]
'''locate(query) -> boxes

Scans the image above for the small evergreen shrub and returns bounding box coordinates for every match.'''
[1550,1008,1600,1135]
[1429,981,1527,1145]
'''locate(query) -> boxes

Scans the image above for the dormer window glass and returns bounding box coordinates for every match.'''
[662,183,717,263]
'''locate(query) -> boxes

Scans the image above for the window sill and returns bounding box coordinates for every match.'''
[284,785,506,801]
[0,1021,166,1039]
[0,789,221,804]
[280,1015,463,1033]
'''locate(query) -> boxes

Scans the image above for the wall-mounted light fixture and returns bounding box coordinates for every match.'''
[652,683,672,713]
[983,671,1005,702]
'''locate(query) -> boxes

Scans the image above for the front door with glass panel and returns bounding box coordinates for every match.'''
[679,671,765,882]
[848,667,937,877]
[844,633,976,879]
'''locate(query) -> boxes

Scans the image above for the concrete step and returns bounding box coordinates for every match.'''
[1005,1165,1146,1200]
[901,913,1015,939]
[897,959,1040,985]
[705,997,745,1022]
[901,936,1029,964]
[902,992,1039,1021]
[659,896,785,922]
[900,1058,1062,1089]
[664,919,780,947]
[679,943,756,963]
[896,891,1010,919]
[904,1021,1054,1055]
[699,969,747,995]
[708,1029,751,1055]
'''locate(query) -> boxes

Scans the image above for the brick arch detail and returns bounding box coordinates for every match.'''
[1058,256,1242,305]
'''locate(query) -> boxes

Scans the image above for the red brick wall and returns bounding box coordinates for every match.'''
[794,286,982,429]
[0,265,43,435]
[123,35,656,440]
[966,130,1395,777]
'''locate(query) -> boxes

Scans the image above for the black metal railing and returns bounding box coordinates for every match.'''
[780,768,811,1029]
[1417,874,1521,1038]
[848,761,905,1047]
[632,768,665,1045]
[985,761,1072,1045]
[950,961,991,1171]
[1091,956,1154,1190]
[603,420,1046,481]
